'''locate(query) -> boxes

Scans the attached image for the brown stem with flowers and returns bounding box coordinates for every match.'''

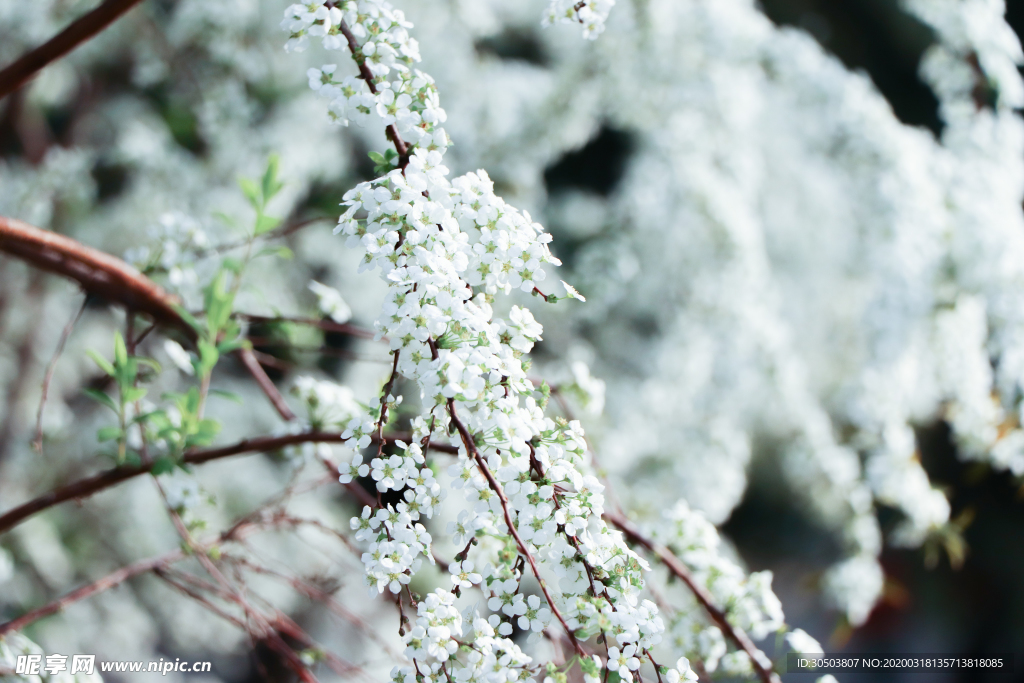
[605,511,781,683]
[336,19,411,169]
[446,397,586,657]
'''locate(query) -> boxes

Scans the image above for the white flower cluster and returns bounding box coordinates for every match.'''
[392,607,533,683]
[290,375,361,431]
[280,376,363,463]
[542,0,615,40]
[351,504,434,595]
[124,211,210,294]
[654,502,783,673]
[284,0,448,156]
[285,2,670,680]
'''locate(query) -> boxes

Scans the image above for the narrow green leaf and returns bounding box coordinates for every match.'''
[210,389,243,404]
[123,386,147,403]
[185,386,201,416]
[254,213,281,236]
[261,154,283,201]
[113,331,128,367]
[135,357,162,373]
[367,151,387,164]
[83,388,118,413]
[221,257,244,274]
[256,245,294,260]
[171,304,204,336]
[96,426,122,442]
[239,177,261,208]
[86,350,115,376]
[216,337,248,355]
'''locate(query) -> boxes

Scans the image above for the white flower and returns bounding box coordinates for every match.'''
[448,560,482,589]
[516,595,552,632]
[338,453,369,484]
[606,645,641,682]
[561,279,586,301]
[309,280,353,323]
[786,628,824,656]
[163,339,194,375]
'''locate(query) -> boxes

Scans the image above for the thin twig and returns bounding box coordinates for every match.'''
[0,551,182,637]
[236,346,295,421]
[0,0,145,100]
[0,430,457,536]
[33,296,87,452]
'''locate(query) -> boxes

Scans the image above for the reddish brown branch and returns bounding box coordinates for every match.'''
[337,19,410,169]
[446,397,584,656]
[604,511,780,683]
[0,431,457,536]
[0,216,195,341]
[0,0,144,100]
[0,549,183,637]
[236,346,296,421]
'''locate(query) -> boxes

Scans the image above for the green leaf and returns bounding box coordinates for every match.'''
[256,246,294,260]
[198,339,220,376]
[83,388,118,413]
[254,213,281,236]
[86,349,115,376]
[151,456,176,476]
[122,386,148,403]
[171,304,204,336]
[135,357,162,373]
[184,386,201,417]
[221,257,244,274]
[367,151,387,164]
[203,270,236,337]
[216,337,248,355]
[261,154,284,201]
[210,389,243,404]
[239,177,261,208]
[188,418,221,447]
[113,331,128,367]
[97,426,122,442]
[212,211,236,227]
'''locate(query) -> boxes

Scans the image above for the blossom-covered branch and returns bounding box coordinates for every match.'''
[606,511,781,683]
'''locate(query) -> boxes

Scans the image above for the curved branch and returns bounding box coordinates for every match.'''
[604,511,781,683]
[0,548,183,637]
[0,431,458,536]
[0,0,144,100]
[0,216,194,341]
